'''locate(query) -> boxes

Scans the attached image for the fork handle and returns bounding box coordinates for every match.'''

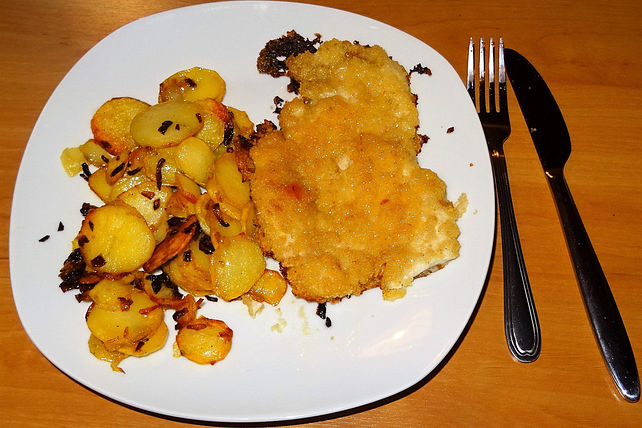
[491,150,541,362]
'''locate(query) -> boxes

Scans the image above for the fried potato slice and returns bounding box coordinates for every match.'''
[88,334,127,372]
[164,237,214,296]
[194,98,233,150]
[87,166,114,202]
[247,269,288,306]
[116,181,172,233]
[175,317,232,365]
[159,67,226,103]
[79,204,155,274]
[86,285,163,351]
[139,271,184,308]
[60,147,86,176]
[210,235,265,301]
[118,321,168,357]
[79,139,112,167]
[213,152,250,208]
[142,215,198,273]
[175,137,216,186]
[130,100,203,148]
[91,97,150,155]
[105,152,129,185]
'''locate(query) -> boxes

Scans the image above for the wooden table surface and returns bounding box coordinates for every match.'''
[1,0,640,426]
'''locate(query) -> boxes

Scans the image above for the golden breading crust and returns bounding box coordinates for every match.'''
[249,39,463,303]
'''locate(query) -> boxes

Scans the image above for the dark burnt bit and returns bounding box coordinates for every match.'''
[238,135,254,151]
[257,30,322,78]
[81,162,92,178]
[101,155,110,164]
[175,123,181,131]
[156,158,166,190]
[153,199,161,210]
[158,120,173,135]
[226,146,234,153]
[118,297,133,311]
[80,202,97,216]
[446,126,455,134]
[145,271,182,298]
[325,317,332,328]
[222,120,235,146]
[316,303,327,319]
[409,63,432,76]
[110,161,126,177]
[167,216,186,227]
[39,235,50,242]
[211,203,230,227]
[59,248,97,298]
[287,78,301,95]
[199,234,215,254]
[135,339,148,352]
[141,191,155,200]
[273,96,285,114]
[173,308,188,325]
[88,221,94,231]
[91,254,106,268]
[77,235,89,247]
[195,112,203,123]
[183,249,192,262]
[205,295,218,302]
[127,166,142,176]
[185,77,197,87]
[419,134,430,147]
[57,221,65,232]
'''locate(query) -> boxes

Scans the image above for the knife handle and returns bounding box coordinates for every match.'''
[491,152,541,362]
[547,170,640,402]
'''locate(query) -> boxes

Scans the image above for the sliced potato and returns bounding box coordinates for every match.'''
[88,334,127,372]
[86,287,163,351]
[195,193,242,238]
[105,152,129,185]
[60,147,86,177]
[88,166,114,202]
[176,137,216,185]
[214,152,250,208]
[165,237,214,296]
[159,67,226,103]
[210,235,266,301]
[247,269,288,306]
[79,139,112,167]
[228,107,254,138]
[91,97,150,155]
[142,215,198,273]
[194,98,233,150]
[118,321,168,357]
[78,204,155,274]
[140,146,180,186]
[176,316,232,365]
[116,181,172,231]
[108,173,149,201]
[139,272,184,308]
[88,278,136,311]
[130,100,203,148]
[175,172,202,198]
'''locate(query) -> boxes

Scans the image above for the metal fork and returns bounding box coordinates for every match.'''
[467,37,541,362]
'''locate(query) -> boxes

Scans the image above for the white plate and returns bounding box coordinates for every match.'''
[10,1,494,423]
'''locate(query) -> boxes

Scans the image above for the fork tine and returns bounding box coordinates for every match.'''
[467,37,475,105]
[478,38,486,113]
[498,37,508,114]
[488,37,496,112]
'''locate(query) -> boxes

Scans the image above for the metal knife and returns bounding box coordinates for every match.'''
[504,48,640,402]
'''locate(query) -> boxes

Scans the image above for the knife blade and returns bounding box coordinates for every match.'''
[504,48,640,402]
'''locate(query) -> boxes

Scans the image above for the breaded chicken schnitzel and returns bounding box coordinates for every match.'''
[249,38,464,303]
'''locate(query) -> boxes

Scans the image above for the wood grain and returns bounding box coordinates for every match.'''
[1,0,640,426]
